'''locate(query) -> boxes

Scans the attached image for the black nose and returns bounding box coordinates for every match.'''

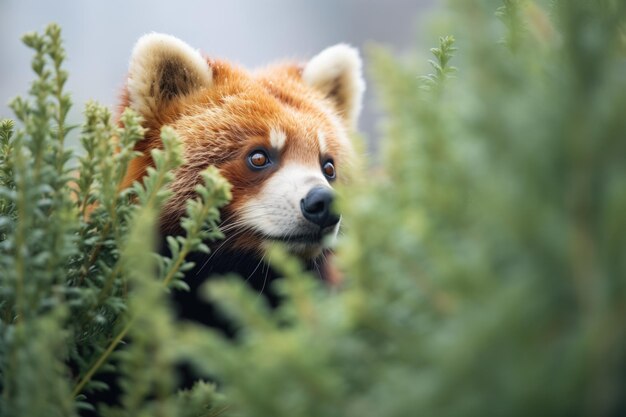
[300,186,340,228]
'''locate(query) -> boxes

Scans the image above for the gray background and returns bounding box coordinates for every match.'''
[0,0,435,149]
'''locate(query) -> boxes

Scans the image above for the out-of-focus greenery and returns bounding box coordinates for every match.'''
[1,0,626,415]
[189,1,626,416]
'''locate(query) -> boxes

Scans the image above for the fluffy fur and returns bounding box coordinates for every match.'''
[302,44,365,130]
[120,33,365,264]
[77,34,365,416]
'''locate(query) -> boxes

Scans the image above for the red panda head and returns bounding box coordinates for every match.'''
[120,34,365,259]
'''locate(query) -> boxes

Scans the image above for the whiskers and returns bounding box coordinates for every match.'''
[310,249,329,280]
[194,214,274,298]
[194,214,265,277]
[193,210,330,297]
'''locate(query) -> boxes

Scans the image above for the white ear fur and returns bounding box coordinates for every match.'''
[127,33,213,119]
[302,44,365,129]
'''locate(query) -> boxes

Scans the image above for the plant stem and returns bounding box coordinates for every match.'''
[71,318,134,398]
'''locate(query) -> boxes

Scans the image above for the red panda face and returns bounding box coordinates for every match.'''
[120,34,364,259]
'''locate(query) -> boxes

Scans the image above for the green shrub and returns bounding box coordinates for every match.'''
[0,25,230,417]
[1,0,626,416]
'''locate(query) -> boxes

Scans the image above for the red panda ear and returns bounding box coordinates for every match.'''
[302,44,365,130]
[127,33,213,120]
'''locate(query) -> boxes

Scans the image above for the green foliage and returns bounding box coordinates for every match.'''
[159,167,229,291]
[2,0,626,415]
[420,35,457,89]
[0,24,230,417]
[185,1,626,416]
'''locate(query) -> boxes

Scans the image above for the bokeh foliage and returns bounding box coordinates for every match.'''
[1,0,626,416]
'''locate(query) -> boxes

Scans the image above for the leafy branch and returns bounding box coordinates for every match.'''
[420,35,457,90]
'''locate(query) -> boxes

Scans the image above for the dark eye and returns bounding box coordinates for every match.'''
[322,160,336,179]
[248,150,271,169]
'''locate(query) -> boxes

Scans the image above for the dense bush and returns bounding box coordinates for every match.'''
[1,0,625,416]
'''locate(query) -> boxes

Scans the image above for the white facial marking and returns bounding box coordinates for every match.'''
[269,128,287,150]
[238,164,339,252]
[318,130,328,155]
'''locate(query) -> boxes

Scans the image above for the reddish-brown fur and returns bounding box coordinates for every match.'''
[119,57,353,254]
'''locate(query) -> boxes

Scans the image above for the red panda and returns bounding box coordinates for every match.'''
[118,33,365,327]
[77,35,365,416]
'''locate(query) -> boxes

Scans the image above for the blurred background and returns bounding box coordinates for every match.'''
[0,0,436,149]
